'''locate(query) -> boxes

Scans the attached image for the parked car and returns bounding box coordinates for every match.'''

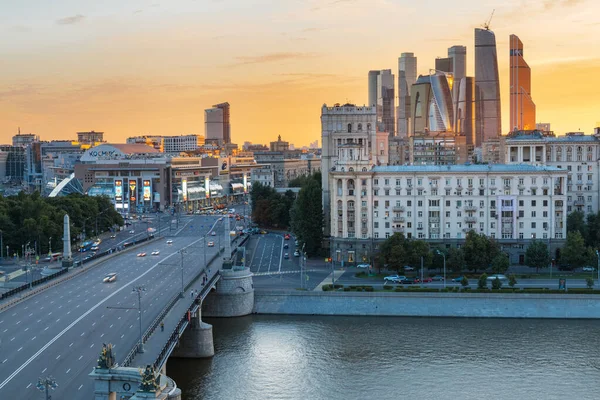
[404,266,415,271]
[211,231,216,236]
[137,252,146,257]
[583,266,596,272]
[451,276,467,282]
[356,264,371,269]
[384,275,407,283]
[486,274,508,282]
[415,277,433,283]
[399,278,416,284]
[110,234,116,239]
[284,253,289,259]
[151,250,160,256]
[431,275,445,281]
[294,250,300,257]
[284,243,289,249]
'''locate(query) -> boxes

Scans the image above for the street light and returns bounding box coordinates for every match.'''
[595,250,600,285]
[436,250,446,289]
[179,250,186,298]
[36,376,58,400]
[132,285,146,353]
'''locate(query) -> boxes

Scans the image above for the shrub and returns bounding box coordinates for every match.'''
[461,277,469,287]
[322,285,331,291]
[508,274,517,288]
[478,273,488,289]
[365,287,374,292]
[343,287,351,291]
[383,285,393,290]
[586,277,594,289]
[355,271,367,277]
[491,277,503,290]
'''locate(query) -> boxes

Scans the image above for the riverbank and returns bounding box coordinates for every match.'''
[253,290,600,319]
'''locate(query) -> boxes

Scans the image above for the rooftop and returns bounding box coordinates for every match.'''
[372,164,564,173]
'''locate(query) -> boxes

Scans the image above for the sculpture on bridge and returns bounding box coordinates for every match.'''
[138,365,160,392]
[96,343,116,370]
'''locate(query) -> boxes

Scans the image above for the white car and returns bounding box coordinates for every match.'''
[583,266,596,272]
[166,240,173,245]
[384,275,406,283]
[137,252,146,257]
[151,250,160,256]
[103,273,117,283]
[356,264,371,269]
[211,231,216,236]
[404,266,415,271]
[207,241,215,247]
[293,250,300,257]
[129,230,135,234]
[486,274,508,281]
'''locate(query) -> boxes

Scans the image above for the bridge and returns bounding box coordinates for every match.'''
[0,213,254,400]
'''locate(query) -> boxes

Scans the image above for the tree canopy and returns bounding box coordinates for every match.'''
[290,178,323,256]
[524,240,551,272]
[561,231,595,269]
[249,183,295,228]
[377,233,431,272]
[462,230,500,272]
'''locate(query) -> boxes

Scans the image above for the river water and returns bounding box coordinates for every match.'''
[167,315,600,400]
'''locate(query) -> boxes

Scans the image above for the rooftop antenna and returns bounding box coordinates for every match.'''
[483,9,495,30]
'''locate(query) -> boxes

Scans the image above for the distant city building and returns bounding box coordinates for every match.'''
[12,132,38,147]
[251,164,275,187]
[321,103,378,237]
[397,53,417,138]
[204,102,231,145]
[456,76,476,149]
[0,145,25,182]
[510,34,536,131]
[162,134,204,153]
[368,69,395,136]
[253,151,320,189]
[448,45,467,123]
[410,72,454,134]
[388,137,410,166]
[269,135,289,152]
[77,131,105,145]
[475,27,502,145]
[126,135,164,151]
[410,133,468,165]
[536,123,552,134]
[309,140,319,149]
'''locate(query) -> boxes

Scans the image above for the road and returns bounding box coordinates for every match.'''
[0,214,225,399]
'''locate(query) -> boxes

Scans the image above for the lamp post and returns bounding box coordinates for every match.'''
[436,250,446,289]
[48,237,52,255]
[596,250,600,285]
[36,376,58,400]
[179,250,186,298]
[132,285,146,353]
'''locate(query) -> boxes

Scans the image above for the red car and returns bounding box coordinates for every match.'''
[284,234,290,240]
[414,277,433,283]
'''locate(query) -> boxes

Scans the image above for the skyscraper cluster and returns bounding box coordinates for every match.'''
[367,26,538,162]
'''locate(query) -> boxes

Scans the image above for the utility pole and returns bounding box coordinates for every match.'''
[132,286,146,353]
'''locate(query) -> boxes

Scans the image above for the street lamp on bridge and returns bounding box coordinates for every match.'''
[132,285,146,353]
[36,376,58,400]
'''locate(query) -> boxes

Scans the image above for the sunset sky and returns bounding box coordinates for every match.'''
[1,0,599,147]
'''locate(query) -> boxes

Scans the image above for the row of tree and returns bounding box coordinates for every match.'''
[250,173,324,257]
[0,192,123,257]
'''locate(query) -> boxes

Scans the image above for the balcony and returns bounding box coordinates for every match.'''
[392,226,404,233]
[464,205,477,212]
[361,217,368,223]
[588,180,594,186]
[574,200,585,206]
[347,190,355,196]
[462,227,474,232]
[347,206,355,211]
[429,217,440,223]
[393,217,405,223]
[502,217,513,223]
[361,227,369,233]
[392,206,405,212]
[464,216,477,223]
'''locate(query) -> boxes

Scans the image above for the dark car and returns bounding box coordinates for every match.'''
[415,277,433,283]
[431,275,445,281]
[451,276,467,282]
[399,278,416,284]
[284,243,289,249]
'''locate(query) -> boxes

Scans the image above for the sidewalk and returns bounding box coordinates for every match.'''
[314,270,345,291]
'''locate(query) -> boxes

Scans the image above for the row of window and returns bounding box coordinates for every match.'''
[345,231,564,240]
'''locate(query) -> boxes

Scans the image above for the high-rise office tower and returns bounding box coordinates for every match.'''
[509,34,536,131]
[397,53,417,137]
[448,45,466,127]
[204,102,231,145]
[368,69,395,136]
[474,28,502,146]
[368,70,380,107]
[456,77,475,146]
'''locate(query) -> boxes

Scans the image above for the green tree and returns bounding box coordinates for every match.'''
[460,276,469,287]
[491,253,510,274]
[508,274,517,288]
[378,233,408,272]
[585,212,600,248]
[463,231,499,273]
[405,240,431,269]
[290,179,323,256]
[446,247,465,273]
[562,231,595,269]
[524,240,551,273]
[491,277,503,290]
[478,273,488,289]
[567,210,586,236]
[586,277,594,289]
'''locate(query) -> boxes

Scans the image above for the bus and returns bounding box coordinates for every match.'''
[43,253,63,263]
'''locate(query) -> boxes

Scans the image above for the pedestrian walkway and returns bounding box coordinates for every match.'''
[253,269,320,277]
[314,270,345,291]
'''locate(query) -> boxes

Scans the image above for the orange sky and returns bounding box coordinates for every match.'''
[1,0,599,147]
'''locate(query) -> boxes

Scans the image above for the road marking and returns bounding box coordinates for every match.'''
[56,319,60,323]
[42,368,47,373]
[37,319,41,323]
[12,312,16,317]
[48,312,52,316]
[92,322,96,326]
[31,336,36,341]
[121,334,125,339]
[24,327,29,332]
[78,384,83,390]
[28,313,33,317]
[2,359,6,364]
[66,368,71,374]
[0,235,207,391]
[58,305,62,309]
[67,311,71,315]
[2,329,6,333]
[109,324,114,328]
[130,324,133,329]
[10,337,15,341]
[81,332,84,337]
[78,355,83,360]
[69,343,73,347]
[56,355,60,360]
[90,344,94,348]
[17,347,22,352]
[44,327,49,331]
[26,383,32,389]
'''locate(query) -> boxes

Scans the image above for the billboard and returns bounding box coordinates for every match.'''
[205,176,210,198]
[219,157,230,176]
[115,179,123,202]
[243,173,248,194]
[182,179,188,202]
[129,179,137,203]
[143,180,151,202]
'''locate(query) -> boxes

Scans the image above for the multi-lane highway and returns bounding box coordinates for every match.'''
[0,214,225,399]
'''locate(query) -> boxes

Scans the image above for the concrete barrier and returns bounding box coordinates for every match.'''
[254,290,600,319]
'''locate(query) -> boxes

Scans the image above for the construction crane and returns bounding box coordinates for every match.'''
[482,9,495,30]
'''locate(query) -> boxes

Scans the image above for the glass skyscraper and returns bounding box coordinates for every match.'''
[474,28,501,146]
[510,34,536,131]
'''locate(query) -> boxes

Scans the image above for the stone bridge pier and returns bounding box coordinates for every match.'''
[202,267,254,318]
[170,305,215,359]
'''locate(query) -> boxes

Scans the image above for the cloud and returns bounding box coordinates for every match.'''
[229,52,318,66]
[543,0,584,9]
[0,84,43,100]
[56,14,86,25]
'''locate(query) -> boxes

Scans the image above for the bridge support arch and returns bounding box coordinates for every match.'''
[202,267,254,317]
[170,306,215,359]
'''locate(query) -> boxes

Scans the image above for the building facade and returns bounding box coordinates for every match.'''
[475,28,501,146]
[509,34,536,131]
[328,164,567,265]
[505,131,600,215]
[251,164,275,187]
[204,102,231,145]
[162,134,204,153]
[368,70,395,136]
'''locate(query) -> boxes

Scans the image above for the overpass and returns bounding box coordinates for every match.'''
[0,214,251,399]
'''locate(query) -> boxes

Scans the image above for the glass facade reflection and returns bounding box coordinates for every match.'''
[474,28,501,146]
[510,34,536,131]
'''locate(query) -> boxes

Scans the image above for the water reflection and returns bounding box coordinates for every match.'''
[168,316,600,400]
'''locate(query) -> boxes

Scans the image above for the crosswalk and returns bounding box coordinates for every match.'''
[253,269,320,277]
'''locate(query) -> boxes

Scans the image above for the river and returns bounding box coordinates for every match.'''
[167,315,600,399]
